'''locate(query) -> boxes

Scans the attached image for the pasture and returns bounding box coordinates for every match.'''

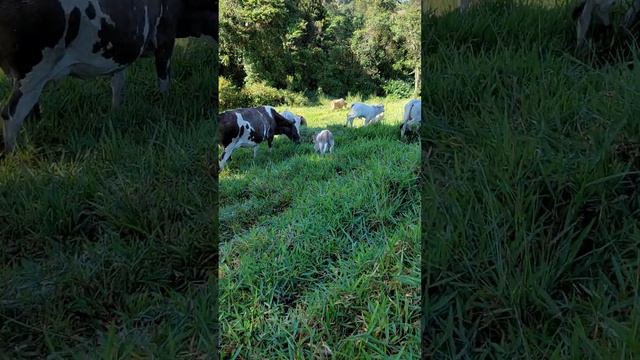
[0,40,217,357]
[218,99,421,358]
[424,0,640,358]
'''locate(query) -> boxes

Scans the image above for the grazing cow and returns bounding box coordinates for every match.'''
[218,106,301,170]
[329,98,347,110]
[282,109,307,127]
[345,102,384,127]
[313,129,334,155]
[400,99,421,139]
[0,0,217,152]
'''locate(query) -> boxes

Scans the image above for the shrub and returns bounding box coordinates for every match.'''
[243,82,285,107]
[219,78,312,109]
[219,77,249,110]
[382,79,413,99]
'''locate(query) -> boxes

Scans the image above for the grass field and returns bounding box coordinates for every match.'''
[218,98,421,358]
[424,0,640,358]
[0,40,218,357]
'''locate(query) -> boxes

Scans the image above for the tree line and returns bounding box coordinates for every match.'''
[220,0,420,100]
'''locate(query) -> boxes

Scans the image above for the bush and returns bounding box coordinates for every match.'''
[219,78,311,109]
[219,77,249,110]
[382,79,413,99]
[243,82,285,107]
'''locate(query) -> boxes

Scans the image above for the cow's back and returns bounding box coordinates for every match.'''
[219,107,274,146]
[0,0,166,80]
[0,0,66,76]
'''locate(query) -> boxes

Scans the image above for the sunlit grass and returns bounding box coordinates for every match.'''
[219,98,421,358]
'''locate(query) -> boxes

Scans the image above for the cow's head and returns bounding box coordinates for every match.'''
[176,0,217,44]
[272,109,301,144]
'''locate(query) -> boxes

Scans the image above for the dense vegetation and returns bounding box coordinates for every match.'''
[219,98,421,358]
[0,40,217,357]
[219,0,420,105]
[423,0,640,357]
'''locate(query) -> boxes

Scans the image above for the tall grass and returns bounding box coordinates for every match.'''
[219,99,421,358]
[423,0,640,358]
[0,39,218,357]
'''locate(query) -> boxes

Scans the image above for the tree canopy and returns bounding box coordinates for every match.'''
[220,0,420,98]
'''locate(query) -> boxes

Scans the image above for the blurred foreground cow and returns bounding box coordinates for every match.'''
[0,0,217,152]
[401,99,421,139]
[313,129,334,155]
[330,98,347,110]
[345,102,384,127]
[218,106,301,170]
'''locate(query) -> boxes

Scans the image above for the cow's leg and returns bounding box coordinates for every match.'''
[155,40,175,95]
[345,115,353,127]
[267,138,273,155]
[111,70,127,108]
[2,80,47,152]
[219,142,236,170]
[253,144,259,159]
[576,0,596,49]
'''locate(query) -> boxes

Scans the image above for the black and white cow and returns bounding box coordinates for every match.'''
[218,106,301,170]
[0,0,217,151]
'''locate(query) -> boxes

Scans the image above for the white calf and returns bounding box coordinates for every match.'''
[345,102,384,127]
[313,130,334,155]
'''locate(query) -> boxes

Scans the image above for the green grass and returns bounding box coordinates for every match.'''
[0,39,218,357]
[218,98,421,358]
[424,0,640,358]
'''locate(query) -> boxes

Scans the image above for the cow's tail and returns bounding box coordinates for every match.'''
[403,102,415,124]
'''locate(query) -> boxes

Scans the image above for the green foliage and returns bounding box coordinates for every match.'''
[382,79,414,98]
[219,77,311,110]
[220,0,420,97]
[219,76,250,110]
